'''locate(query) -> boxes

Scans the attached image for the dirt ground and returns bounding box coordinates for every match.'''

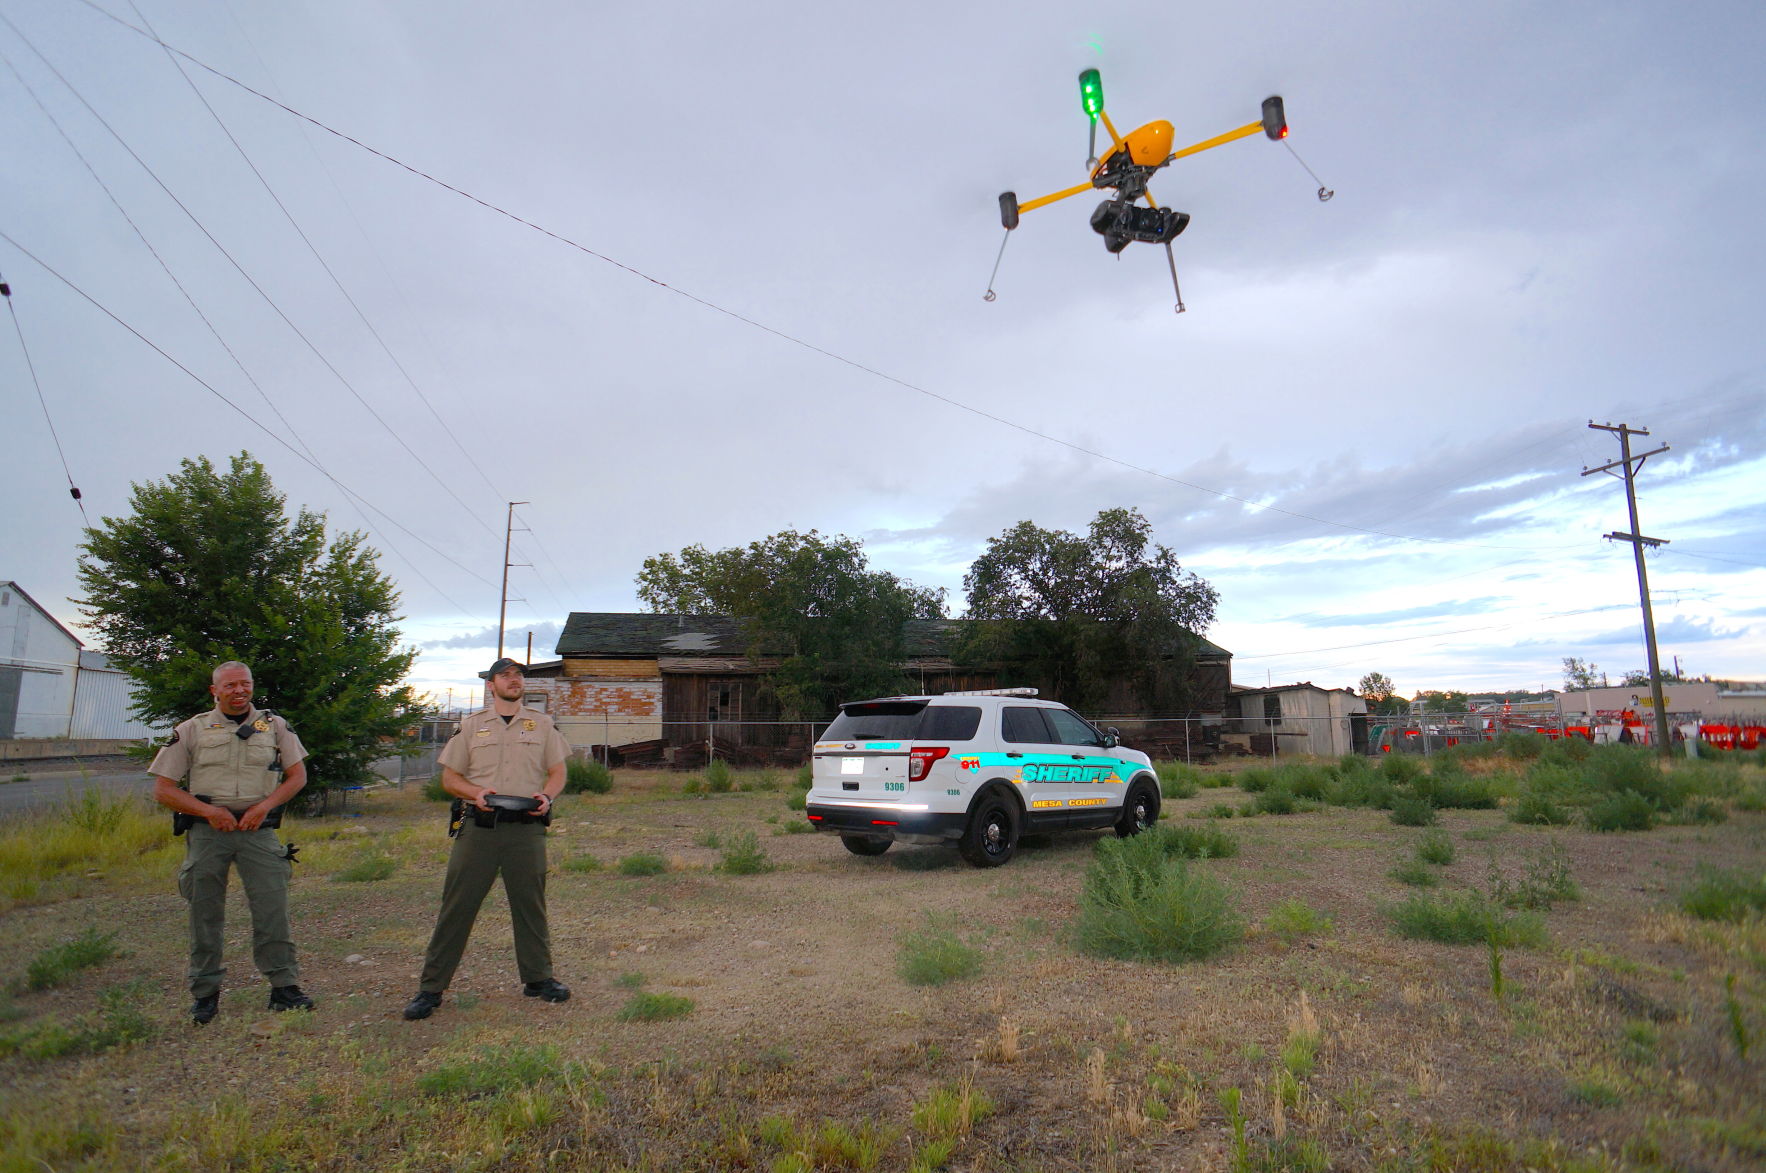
[3,770,1763,1171]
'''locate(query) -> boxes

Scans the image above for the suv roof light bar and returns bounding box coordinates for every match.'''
[940,687,1040,697]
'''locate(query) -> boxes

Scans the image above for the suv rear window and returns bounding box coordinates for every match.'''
[823,702,982,743]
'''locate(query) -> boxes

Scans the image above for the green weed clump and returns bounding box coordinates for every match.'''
[1388,857,1439,887]
[564,757,613,794]
[1380,754,1426,783]
[1389,796,1436,826]
[416,1042,578,1096]
[785,789,809,811]
[1075,831,1243,963]
[1496,731,1548,759]
[0,792,168,890]
[1679,868,1766,922]
[560,852,603,873]
[1412,768,1501,810]
[616,853,667,876]
[715,830,773,875]
[703,758,733,793]
[897,915,983,986]
[1145,823,1240,860]
[421,776,450,802]
[1416,828,1456,866]
[0,981,152,1060]
[1384,892,1547,948]
[333,851,397,883]
[1510,790,1574,826]
[1154,760,1203,798]
[1265,898,1334,943]
[911,1079,994,1140]
[1586,790,1655,832]
[617,991,695,1021]
[21,928,118,992]
[1492,842,1579,909]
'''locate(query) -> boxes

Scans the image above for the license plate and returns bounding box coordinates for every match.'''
[841,757,864,775]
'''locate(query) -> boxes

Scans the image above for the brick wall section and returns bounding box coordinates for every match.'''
[519,677,663,749]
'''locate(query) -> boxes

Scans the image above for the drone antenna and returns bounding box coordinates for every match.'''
[1163,242,1187,314]
[1283,140,1334,202]
[983,229,1012,302]
[1086,122,1099,169]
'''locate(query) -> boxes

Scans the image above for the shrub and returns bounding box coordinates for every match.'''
[1388,857,1438,887]
[1541,735,1593,764]
[1384,892,1547,947]
[1416,829,1456,866]
[795,764,812,788]
[785,790,808,811]
[1265,898,1333,943]
[1075,835,1244,962]
[1510,790,1573,826]
[616,853,667,876]
[1327,769,1395,809]
[1680,868,1766,922]
[897,916,983,986]
[0,982,153,1060]
[1389,797,1436,826]
[1414,771,1500,810]
[564,758,613,794]
[1380,755,1426,784]
[561,853,603,873]
[617,992,695,1021]
[1496,732,1547,760]
[1585,791,1655,832]
[1493,841,1579,909]
[1154,761,1202,799]
[421,776,449,802]
[1250,788,1301,816]
[715,831,773,875]
[1146,823,1240,860]
[703,758,732,793]
[1666,798,1727,825]
[21,929,119,992]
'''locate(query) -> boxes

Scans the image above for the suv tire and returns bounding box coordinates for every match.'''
[1114,778,1160,837]
[958,789,1021,867]
[840,834,891,856]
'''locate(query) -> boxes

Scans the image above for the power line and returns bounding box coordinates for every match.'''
[2,272,88,525]
[70,0,1577,557]
[0,11,505,563]
[0,228,494,607]
[118,0,504,540]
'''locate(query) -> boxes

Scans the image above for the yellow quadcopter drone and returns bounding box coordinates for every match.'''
[988,68,1332,313]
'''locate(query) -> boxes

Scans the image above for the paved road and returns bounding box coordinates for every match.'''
[0,749,437,815]
[0,756,154,816]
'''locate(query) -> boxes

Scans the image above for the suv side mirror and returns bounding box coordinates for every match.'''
[1103,727,1120,749]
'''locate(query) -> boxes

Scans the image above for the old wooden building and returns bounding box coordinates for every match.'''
[519,612,1232,766]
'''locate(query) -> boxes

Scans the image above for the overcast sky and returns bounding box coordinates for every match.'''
[3,0,1762,711]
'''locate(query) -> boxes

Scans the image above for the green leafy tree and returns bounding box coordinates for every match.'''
[635,529,945,719]
[1561,657,1607,691]
[1358,672,1409,715]
[1421,690,1470,714]
[958,508,1218,712]
[76,453,421,793]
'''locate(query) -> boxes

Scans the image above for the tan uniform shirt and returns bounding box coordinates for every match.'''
[149,706,307,807]
[438,706,568,798]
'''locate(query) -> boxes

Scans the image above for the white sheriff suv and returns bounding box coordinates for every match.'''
[804,689,1161,867]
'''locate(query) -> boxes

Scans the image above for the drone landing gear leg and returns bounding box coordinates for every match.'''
[983,229,1012,302]
[1164,242,1186,315]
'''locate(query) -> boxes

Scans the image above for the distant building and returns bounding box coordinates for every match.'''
[1229,682,1368,756]
[1557,682,1766,725]
[0,580,162,740]
[517,612,1232,765]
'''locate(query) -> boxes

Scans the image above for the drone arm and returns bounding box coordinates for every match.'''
[1167,120,1264,163]
[1098,110,1127,155]
[1016,180,1096,215]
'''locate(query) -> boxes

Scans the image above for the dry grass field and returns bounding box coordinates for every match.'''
[2,748,1762,1172]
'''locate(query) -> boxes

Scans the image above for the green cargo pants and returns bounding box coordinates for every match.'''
[177,822,297,997]
[418,819,553,994]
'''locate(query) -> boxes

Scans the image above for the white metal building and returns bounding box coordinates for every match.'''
[0,581,161,740]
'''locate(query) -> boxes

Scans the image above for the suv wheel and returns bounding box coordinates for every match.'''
[958,791,1020,867]
[1114,779,1160,837]
[840,835,891,856]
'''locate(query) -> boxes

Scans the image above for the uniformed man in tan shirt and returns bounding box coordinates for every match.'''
[403,657,570,1020]
[150,660,313,1024]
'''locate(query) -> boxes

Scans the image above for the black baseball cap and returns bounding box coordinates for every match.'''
[479,657,525,680]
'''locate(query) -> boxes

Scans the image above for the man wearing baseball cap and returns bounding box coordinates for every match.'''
[403,657,571,1020]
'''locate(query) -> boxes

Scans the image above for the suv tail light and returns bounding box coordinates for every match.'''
[907,746,950,782]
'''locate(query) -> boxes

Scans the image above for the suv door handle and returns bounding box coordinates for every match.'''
[1070,754,1086,760]
[1005,752,1023,759]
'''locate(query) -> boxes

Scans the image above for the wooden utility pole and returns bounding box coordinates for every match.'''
[497,501,530,660]
[1581,422,1672,758]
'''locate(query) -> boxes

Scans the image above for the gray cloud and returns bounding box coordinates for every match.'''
[425,622,562,653]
